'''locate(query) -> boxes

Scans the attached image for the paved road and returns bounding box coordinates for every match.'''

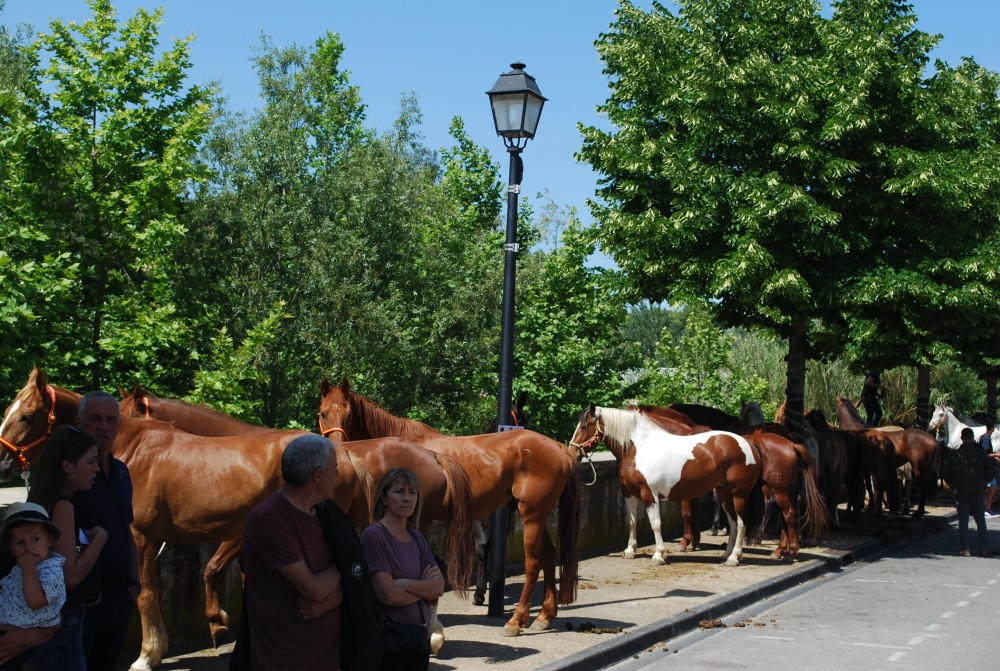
[606,514,1000,670]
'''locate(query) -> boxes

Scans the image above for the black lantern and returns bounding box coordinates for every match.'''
[486,62,547,146]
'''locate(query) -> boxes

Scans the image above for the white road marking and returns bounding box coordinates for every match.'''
[926,623,942,631]
[888,651,907,662]
[749,635,794,641]
[940,611,955,619]
[907,637,923,646]
[855,579,896,583]
[955,600,969,608]
[968,591,982,598]
[850,643,912,650]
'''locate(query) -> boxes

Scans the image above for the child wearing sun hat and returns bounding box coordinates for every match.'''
[0,502,68,638]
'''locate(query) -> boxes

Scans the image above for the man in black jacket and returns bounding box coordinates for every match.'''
[944,427,998,557]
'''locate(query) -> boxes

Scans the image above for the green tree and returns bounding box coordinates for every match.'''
[4,0,212,392]
[579,0,1000,438]
[515,208,639,438]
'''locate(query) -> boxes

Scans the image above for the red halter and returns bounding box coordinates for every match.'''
[1,385,57,471]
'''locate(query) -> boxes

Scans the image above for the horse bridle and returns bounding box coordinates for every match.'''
[0,385,57,472]
[318,416,349,441]
[568,414,604,486]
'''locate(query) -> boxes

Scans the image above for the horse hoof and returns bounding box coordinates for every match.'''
[723,557,740,567]
[472,595,485,606]
[430,632,445,656]
[623,550,636,560]
[501,624,522,638]
[651,555,666,566]
[129,659,155,671]
[769,550,782,560]
[209,625,230,645]
[677,543,693,552]
[529,618,550,632]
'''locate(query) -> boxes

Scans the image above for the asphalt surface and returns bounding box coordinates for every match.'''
[128,499,956,671]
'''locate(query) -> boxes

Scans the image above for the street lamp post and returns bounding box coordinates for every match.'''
[485,62,546,617]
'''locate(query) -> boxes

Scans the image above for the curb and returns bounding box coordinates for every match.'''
[537,514,952,671]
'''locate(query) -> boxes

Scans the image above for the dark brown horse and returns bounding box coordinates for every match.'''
[638,404,827,559]
[121,383,476,655]
[2,369,374,671]
[836,396,936,516]
[317,379,582,638]
[570,404,766,566]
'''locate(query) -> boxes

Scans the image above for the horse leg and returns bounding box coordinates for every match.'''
[710,490,728,536]
[204,539,241,643]
[502,515,545,637]
[717,490,745,566]
[645,500,666,566]
[528,526,558,632]
[772,489,799,560]
[678,498,699,551]
[429,602,445,655]
[623,496,642,559]
[472,518,488,606]
[129,531,168,671]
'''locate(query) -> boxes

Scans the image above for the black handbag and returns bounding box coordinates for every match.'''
[382,619,430,658]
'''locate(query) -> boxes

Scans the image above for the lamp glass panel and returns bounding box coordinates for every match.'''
[523,96,544,137]
[491,92,528,135]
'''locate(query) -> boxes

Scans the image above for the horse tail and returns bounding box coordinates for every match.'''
[557,456,583,605]
[349,452,375,528]
[435,453,474,598]
[792,441,829,542]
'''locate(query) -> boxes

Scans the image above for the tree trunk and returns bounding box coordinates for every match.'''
[783,320,808,444]
[915,365,931,430]
[986,376,997,419]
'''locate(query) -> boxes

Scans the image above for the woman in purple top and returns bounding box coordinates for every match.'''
[361,468,443,671]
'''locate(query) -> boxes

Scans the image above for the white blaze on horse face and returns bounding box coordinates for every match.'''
[0,398,21,436]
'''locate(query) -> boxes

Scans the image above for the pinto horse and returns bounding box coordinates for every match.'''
[317,379,582,638]
[570,405,766,566]
[929,403,1000,450]
[837,396,936,516]
[122,384,476,655]
[2,369,374,671]
[638,403,827,559]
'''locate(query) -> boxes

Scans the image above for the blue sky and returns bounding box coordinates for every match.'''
[5,1,999,236]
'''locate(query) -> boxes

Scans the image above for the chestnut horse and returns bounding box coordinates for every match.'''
[2,369,373,671]
[570,405,766,566]
[121,384,476,655]
[317,379,582,638]
[837,396,936,516]
[637,404,827,559]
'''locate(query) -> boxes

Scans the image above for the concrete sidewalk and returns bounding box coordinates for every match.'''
[143,502,955,671]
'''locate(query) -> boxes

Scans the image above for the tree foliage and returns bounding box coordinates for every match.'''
[2,0,212,392]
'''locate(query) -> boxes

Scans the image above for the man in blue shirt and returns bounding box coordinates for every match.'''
[74,391,140,671]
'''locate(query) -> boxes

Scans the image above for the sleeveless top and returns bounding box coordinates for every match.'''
[46,496,102,607]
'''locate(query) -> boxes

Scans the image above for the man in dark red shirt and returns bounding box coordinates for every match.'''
[244,435,343,670]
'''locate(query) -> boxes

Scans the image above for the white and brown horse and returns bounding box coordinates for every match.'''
[569,405,766,566]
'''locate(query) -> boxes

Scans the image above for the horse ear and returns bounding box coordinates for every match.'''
[321,378,330,396]
[515,391,528,409]
[588,402,596,415]
[131,383,145,398]
[118,385,129,399]
[339,377,350,395]
[30,366,47,390]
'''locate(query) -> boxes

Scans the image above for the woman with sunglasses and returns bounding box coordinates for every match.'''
[23,425,108,671]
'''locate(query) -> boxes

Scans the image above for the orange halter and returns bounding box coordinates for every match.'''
[318,416,348,441]
[1,385,57,471]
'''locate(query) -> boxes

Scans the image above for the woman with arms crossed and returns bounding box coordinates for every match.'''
[361,468,443,671]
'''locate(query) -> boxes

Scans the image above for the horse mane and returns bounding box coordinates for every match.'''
[595,406,644,449]
[350,392,442,439]
[836,396,864,423]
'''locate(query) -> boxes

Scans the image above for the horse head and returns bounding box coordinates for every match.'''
[1,367,59,481]
[119,383,157,419]
[568,403,604,460]
[928,404,948,433]
[804,408,832,432]
[740,401,766,426]
[319,377,353,441]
